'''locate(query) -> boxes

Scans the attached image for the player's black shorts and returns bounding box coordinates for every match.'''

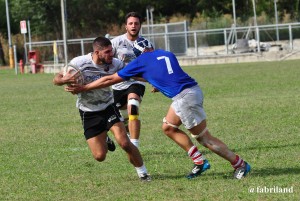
[113,84,146,109]
[79,104,122,140]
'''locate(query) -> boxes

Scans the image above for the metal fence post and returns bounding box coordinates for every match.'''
[224,29,228,54]
[193,32,198,57]
[13,45,18,74]
[256,26,260,53]
[164,34,168,51]
[184,20,188,54]
[289,25,293,50]
[61,0,68,66]
[81,40,85,55]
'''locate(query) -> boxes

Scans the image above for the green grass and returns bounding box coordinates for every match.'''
[0,60,299,201]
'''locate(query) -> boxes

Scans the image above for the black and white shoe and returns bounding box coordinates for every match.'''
[233,162,251,179]
[139,173,151,182]
[106,136,116,152]
[186,160,211,179]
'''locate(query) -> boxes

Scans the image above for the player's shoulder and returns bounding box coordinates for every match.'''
[112,58,125,68]
[111,34,126,43]
[70,53,93,68]
[155,49,174,56]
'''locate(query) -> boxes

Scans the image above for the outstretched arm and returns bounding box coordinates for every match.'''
[86,73,124,90]
[132,77,147,82]
[65,73,124,93]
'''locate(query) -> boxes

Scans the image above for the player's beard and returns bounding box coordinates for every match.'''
[128,30,139,38]
[99,56,112,65]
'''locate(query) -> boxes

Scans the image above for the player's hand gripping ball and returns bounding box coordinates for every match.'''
[63,64,84,85]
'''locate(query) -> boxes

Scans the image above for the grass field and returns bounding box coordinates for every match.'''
[0,60,299,201]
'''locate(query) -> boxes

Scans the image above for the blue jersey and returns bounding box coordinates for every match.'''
[117,49,198,98]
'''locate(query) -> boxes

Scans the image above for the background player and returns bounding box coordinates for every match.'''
[110,11,152,148]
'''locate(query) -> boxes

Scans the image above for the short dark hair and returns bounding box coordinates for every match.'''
[93,36,112,51]
[125,12,142,24]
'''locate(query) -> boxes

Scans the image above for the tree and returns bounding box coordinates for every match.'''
[0,0,298,65]
[9,0,61,38]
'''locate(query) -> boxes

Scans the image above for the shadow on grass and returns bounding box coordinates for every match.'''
[218,166,300,179]
[231,142,300,152]
[147,142,300,158]
[145,143,300,180]
[239,167,300,177]
[151,167,300,181]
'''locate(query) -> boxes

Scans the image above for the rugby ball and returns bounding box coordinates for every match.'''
[63,64,84,85]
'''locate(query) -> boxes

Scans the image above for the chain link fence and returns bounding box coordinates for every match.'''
[24,22,300,73]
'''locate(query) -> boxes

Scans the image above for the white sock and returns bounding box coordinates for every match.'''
[130,139,139,148]
[135,164,148,177]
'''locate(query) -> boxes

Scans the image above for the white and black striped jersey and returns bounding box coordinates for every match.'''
[111,33,146,90]
[67,53,125,112]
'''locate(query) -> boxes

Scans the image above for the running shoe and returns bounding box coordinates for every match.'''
[106,136,116,152]
[139,173,151,182]
[233,162,251,179]
[186,160,211,179]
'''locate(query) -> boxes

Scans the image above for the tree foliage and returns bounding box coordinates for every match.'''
[1,0,299,39]
[0,0,299,66]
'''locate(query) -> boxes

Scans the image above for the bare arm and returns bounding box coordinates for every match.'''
[53,72,65,86]
[132,77,147,82]
[65,73,124,93]
[53,71,78,86]
[151,86,159,93]
[85,73,124,90]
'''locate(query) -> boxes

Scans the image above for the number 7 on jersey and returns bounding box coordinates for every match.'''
[157,56,173,74]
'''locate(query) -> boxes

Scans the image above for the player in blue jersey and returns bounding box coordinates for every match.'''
[66,37,251,180]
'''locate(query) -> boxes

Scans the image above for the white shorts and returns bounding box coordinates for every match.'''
[171,85,206,129]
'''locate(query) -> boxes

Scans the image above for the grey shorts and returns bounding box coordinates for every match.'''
[171,85,206,129]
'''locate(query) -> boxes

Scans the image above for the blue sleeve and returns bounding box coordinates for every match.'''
[117,59,144,80]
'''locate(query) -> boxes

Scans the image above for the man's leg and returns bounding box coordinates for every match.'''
[189,120,237,163]
[189,120,251,179]
[119,108,129,132]
[110,121,150,181]
[86,131,108,162]
[162,106,210,179]
[113,88,140,147]
[127,93,141,147]
[162,114,194,152]
[80,110,110,161]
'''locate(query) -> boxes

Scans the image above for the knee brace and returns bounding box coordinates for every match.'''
[191,128,208,139]
[128,98,140,120]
